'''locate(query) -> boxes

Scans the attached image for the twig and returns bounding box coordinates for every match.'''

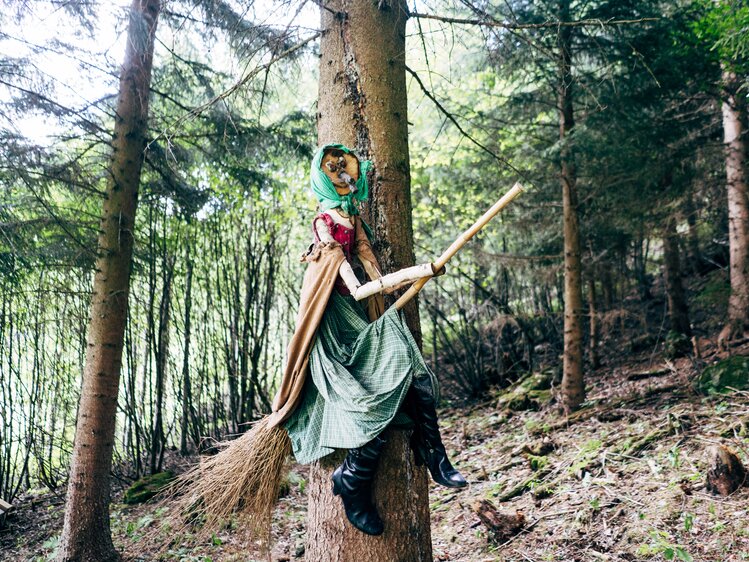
[513,549,538,561]
[409,12,659,30]
[157,32,320,140]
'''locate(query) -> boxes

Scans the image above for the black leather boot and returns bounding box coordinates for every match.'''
[331,434,386,535]
[406,377,467,488]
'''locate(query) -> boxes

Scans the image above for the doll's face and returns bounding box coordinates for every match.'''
[321,148,360,195]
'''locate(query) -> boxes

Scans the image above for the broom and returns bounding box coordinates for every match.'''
[165,417,291,546]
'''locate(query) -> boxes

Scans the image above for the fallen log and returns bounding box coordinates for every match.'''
[626,368,671,381]
[472,499,525,543]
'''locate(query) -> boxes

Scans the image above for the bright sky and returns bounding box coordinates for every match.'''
[1,0,467,157]
[0,0,322,145]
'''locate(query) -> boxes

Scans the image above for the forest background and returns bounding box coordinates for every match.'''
[1,0,748,560]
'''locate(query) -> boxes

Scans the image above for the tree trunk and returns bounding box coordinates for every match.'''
[57,1,160,560]
[663,216,692,337]
[306,441,431,562]
[719,68,749,344]
[557,0,585,412]
[180,229,194,456]
[587,277,600,369]
[600,266,614,310]
[683,186,702,273]
[151,253,173,474]
[307,1,432,560]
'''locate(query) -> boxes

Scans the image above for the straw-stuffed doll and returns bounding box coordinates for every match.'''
[266,143,467,536]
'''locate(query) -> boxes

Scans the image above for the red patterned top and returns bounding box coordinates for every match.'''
[313,213,356,295]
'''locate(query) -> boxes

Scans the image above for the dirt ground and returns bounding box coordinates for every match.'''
[3,339,748,562]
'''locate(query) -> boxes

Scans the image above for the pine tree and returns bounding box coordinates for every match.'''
[306,1,432,559]
[57,1,161,559]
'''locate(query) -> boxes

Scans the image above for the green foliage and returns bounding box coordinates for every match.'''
[667,445,682,469]
[690,0,749,65]
[694,356,749,395]
[279,470,307,498]
[638,530,694,561]
[41,535,59,561]
[568,438,604,476]
[695,271,731,310]
[665,331,691,360]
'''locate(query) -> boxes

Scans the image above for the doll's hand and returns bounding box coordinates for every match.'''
[354,263,435,300]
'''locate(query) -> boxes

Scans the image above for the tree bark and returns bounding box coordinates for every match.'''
[57,1,160,560]
[663,216,692,337]
[557,0,585,412]
[719,68,749,344]
[307,1,432,560]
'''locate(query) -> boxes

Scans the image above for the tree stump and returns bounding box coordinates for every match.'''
[471,499,525,543]
[706,444,747,495]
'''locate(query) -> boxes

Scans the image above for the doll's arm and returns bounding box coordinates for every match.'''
[314,219,363,294]
[353,263,435,301]
[315,219,435,300]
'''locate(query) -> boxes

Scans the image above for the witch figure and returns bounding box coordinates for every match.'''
[266,143,467,536]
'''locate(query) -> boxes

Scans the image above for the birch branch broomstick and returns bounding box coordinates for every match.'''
[394,182,525,311]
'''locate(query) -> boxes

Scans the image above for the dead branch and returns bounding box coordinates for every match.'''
[409,12,659,30]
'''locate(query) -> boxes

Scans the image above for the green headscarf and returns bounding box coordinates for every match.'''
[311,143,373,216]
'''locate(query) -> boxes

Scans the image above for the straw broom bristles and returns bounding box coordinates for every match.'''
[165,416,291,544]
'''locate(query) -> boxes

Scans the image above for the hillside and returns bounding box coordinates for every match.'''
[5,335,748,562]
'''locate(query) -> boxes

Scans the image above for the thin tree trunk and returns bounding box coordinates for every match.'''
[151,252,173,474]
[180,228,194,456]
[632,220,653,302]
[307,1,432,560]
[557,0,585,412]
[663,216,692,337]
[719,68,749,344]
[683,186,702,273]
[57,1,160,560]
[587,276,600,369]
[600,267,613,310]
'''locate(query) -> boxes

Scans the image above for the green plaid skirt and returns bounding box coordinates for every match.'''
[284,291,437,464]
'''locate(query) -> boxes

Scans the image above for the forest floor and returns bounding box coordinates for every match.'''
[3,339,749,561]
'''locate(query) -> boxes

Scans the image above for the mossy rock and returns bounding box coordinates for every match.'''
[506,394,539,411]
[695,356,749,395]
[123,471,176,505]
[525,371,553,391]
[499,371,553,411]
[665,331,691,359]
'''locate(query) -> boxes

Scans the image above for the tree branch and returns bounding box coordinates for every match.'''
[408,12,659,30]
[405,65,532,185]
[157,32,321,141]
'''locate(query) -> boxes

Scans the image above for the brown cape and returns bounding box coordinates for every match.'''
[267,216,384,428]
